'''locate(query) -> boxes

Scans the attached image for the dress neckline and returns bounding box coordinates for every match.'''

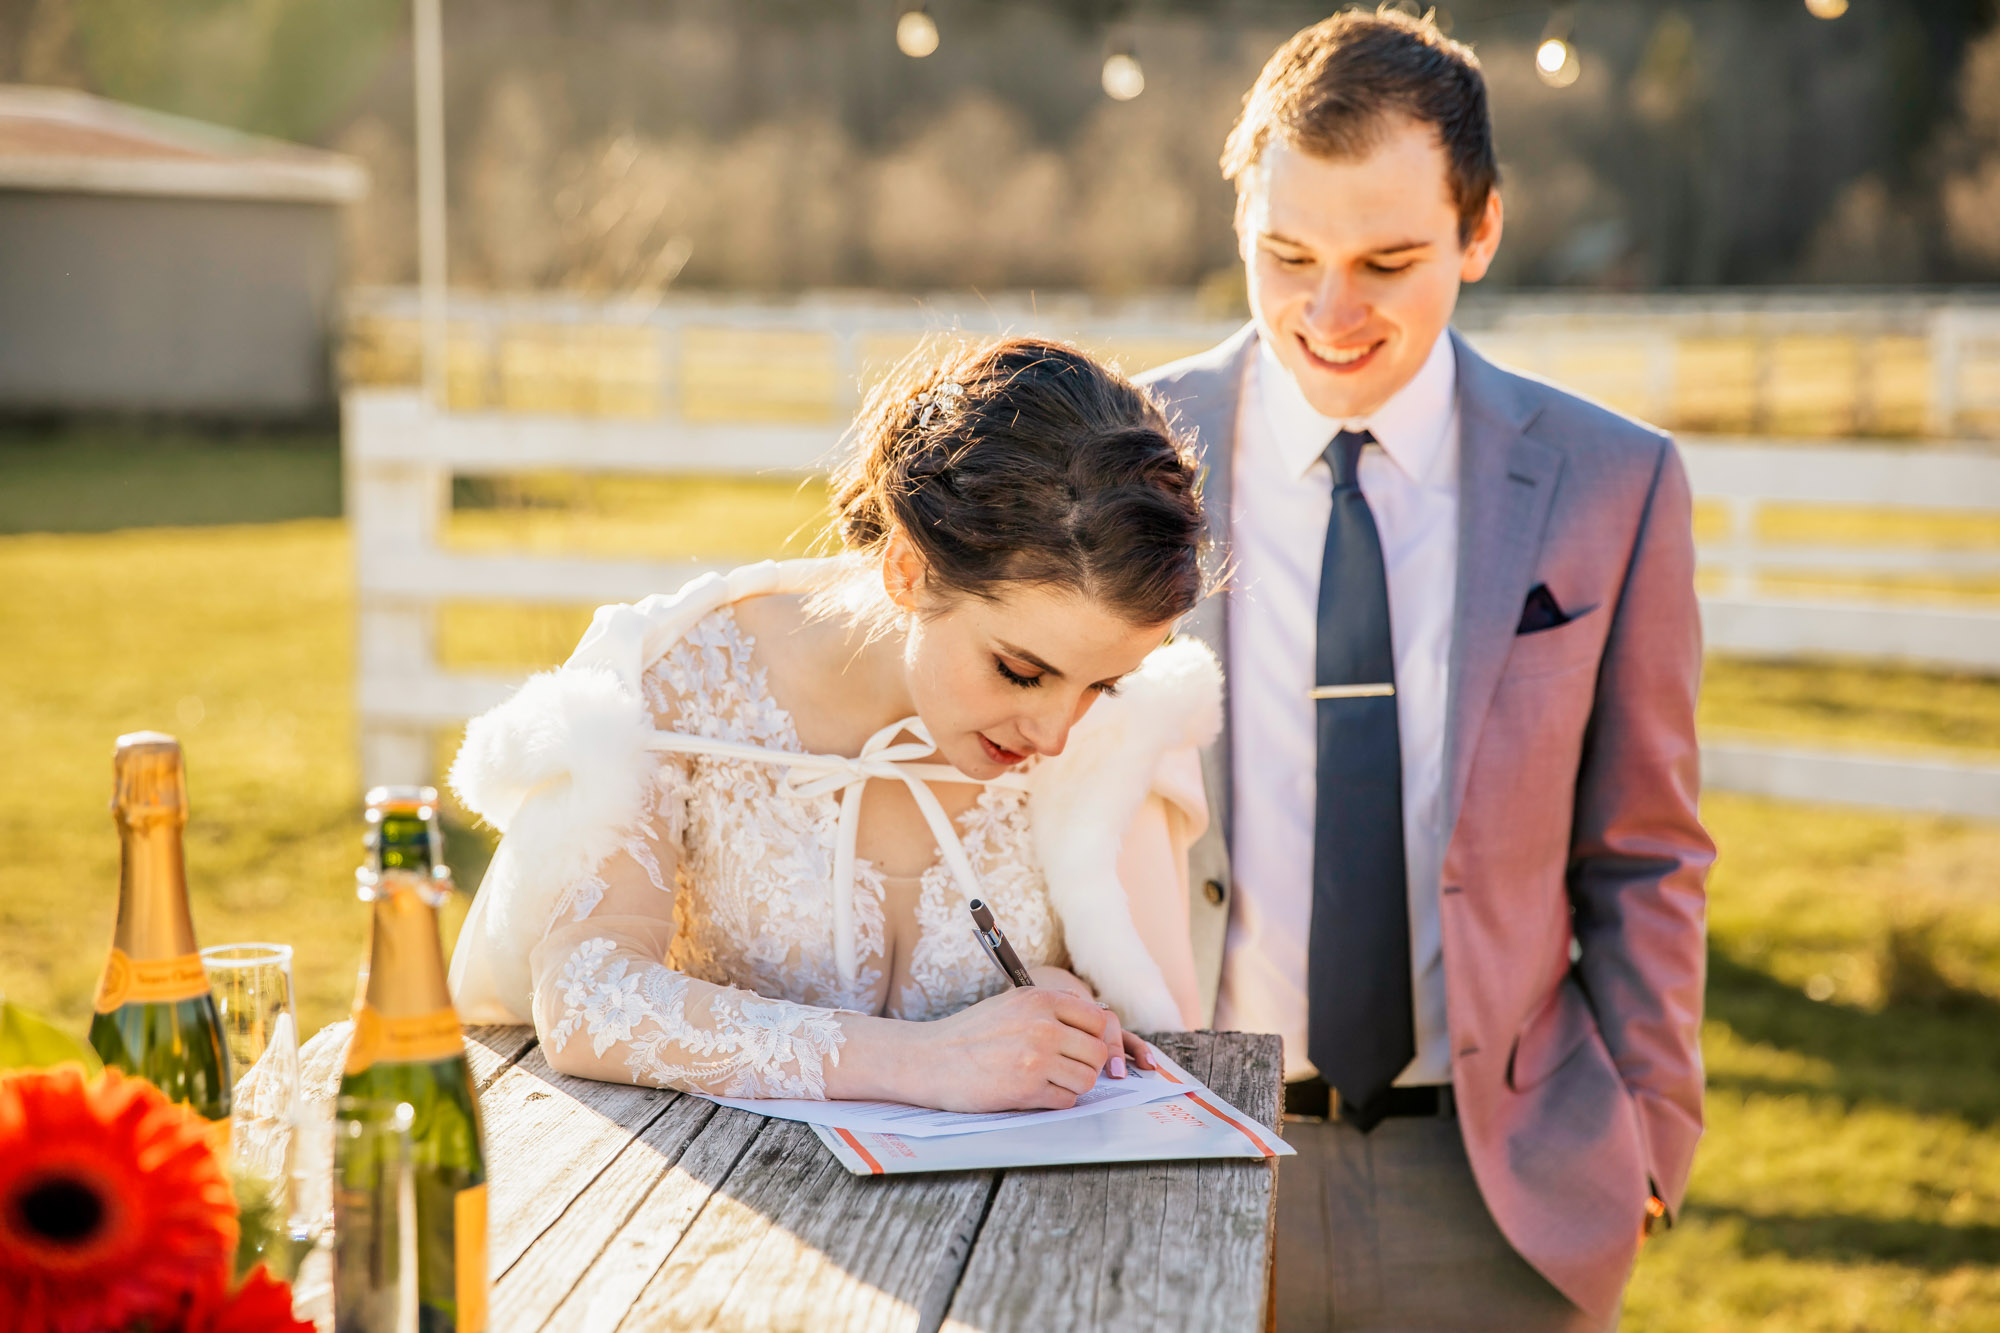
[650,604,1030,986]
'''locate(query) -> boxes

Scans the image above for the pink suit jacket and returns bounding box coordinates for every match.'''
[1140,327,1714,1322]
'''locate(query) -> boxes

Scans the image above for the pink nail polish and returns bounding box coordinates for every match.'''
[1111,1056,1127,1078]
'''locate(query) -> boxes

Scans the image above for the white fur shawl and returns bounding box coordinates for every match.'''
[447,558,1221,1032]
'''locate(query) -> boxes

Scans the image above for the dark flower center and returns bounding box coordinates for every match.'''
[17,1177,106,1244]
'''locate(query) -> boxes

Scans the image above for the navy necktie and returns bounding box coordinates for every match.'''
[1306,429,1414,1131]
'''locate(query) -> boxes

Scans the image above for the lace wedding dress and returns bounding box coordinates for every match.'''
[529,603,1065,1099]
[446,559,1225,1101]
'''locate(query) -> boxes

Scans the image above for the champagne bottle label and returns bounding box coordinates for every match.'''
[92,948,210,1012]
[455,1183,489,1333]
[344,1004,464,1074]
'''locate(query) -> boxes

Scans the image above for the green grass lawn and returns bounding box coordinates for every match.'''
[1,431,1997,1327]
[0,419,341,534]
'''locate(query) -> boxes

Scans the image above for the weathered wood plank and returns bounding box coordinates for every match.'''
[490,1094,725,1331]
[452,1030,1279,1333]
[1157,1031,1283,1132]
[941,1031,1282,1333]
[1134,1034,1282,1333]
[464,1023,538,1090]
[479,1045,676,1277]
[617,1119,997,1333]
[535,1104,766,1333]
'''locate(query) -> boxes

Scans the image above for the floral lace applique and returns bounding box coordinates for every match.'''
[547,937,844,1098]
[897,783,1061,1019]
[557,776,677,924]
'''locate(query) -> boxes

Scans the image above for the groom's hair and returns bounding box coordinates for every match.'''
[830,336,1207,627]
[1222,7,1495,245]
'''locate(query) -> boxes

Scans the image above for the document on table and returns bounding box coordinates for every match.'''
[812,1088,1295,1175]
[701,1041,1198,1138]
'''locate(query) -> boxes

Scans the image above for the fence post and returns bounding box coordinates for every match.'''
[1930,306,1962,439]
[1726,494,1758,599]
[1646,330,1676,431]
[349,393,450,791]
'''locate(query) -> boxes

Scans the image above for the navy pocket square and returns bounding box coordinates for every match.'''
[1517,584,1570,634]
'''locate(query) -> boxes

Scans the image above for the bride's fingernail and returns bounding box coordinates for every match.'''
[1111,1056,1127,1078]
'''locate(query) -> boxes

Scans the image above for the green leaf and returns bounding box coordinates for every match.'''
[0,998,104,1075]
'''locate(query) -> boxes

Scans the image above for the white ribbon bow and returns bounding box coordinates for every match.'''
[646,716,1028,984]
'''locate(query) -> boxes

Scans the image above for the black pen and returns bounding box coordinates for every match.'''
[969,899,1036,989]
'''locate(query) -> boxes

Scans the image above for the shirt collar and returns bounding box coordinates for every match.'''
[1254,330,1458,487]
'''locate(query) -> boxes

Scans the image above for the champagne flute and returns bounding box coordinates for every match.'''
[204,942,296,1071]
[201,943,303,1267]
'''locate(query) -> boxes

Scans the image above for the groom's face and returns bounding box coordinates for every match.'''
[1238,117,1502,419]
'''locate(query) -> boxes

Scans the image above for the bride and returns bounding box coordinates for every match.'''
[446,337,1221,1113]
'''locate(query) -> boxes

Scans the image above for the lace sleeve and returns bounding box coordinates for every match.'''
[526,760,849,1099]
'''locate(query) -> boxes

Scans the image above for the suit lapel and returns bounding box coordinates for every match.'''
[1166,323,1257,573]
[1149,323,1256,846]
[1443,332,1564,841]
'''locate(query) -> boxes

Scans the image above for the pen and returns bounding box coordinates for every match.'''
[969,898,1036,989]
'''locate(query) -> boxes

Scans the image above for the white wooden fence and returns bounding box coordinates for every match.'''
[343,287,2000,439]
[345,299,2000,820]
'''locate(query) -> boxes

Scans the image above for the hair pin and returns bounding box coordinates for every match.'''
[914,380,967,428]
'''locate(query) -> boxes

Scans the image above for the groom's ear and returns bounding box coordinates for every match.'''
[1458,188,1504,283]
[1231,172,1258,255]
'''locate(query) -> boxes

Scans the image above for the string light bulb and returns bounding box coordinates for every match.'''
[1102,47,1145,101]
[1804,0,1848,17]
[896,4,939,58]
[1535,8,1581,88]
[1535,38,1580,86]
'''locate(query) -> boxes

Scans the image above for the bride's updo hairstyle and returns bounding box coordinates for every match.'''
[829,336,1207,626]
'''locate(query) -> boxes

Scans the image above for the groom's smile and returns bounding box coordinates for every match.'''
[1238,124,1503,421]
[1298,331,1387,373]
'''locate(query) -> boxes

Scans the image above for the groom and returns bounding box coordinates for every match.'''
[1142,12,1712,1331]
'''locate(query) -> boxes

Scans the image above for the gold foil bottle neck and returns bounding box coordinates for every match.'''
[359,873,456,1020]
[112,731,189,830]
[106,731,201,967]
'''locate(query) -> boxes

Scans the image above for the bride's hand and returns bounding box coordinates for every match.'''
[899,987,1113,1113]
[1024,967,1156,1080]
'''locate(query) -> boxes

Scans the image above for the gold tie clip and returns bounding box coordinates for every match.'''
[1307,683,1396,700]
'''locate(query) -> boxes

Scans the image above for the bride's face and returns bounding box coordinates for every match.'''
[893,566,1172,779]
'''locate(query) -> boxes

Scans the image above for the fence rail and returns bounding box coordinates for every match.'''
[346,296,2000,816]
[342,287,2000,440]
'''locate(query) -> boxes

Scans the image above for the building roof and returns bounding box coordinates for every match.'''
[0,86,367,204]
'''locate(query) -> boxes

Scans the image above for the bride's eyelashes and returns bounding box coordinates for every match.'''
[992,656,1121,697]
[994,657,1044,688]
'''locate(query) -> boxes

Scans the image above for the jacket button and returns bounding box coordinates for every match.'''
[1203,879,1227,907]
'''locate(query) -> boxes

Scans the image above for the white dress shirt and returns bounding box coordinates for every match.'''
[1215,331,1460,1086]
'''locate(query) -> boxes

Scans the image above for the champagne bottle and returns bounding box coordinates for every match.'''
[335,786,488,1333]
[88,732,232,1133]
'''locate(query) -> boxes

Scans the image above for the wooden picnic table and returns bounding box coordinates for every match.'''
[452,1024,1284,1333]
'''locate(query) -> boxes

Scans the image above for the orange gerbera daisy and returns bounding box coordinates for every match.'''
[173,1264,316,1333]
[0,1064,238,1333]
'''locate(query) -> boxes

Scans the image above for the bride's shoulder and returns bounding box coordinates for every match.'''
[725,589,811,645]
[564,558,848,676]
